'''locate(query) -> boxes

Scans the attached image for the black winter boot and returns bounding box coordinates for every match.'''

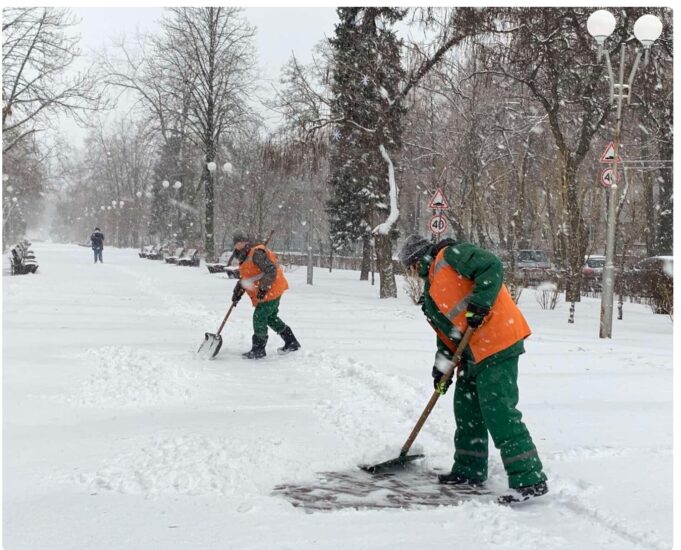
[242,335,267,360]
[497,481,548,505]
[437,472,485,487]
[277,326,300,354]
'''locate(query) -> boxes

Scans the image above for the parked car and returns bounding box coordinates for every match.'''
[620,256,673,314]
[516,249,551,270]
[582,255,606,278]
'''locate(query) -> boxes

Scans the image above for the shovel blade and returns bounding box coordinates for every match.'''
[359,453,425,475]
[198,332,223,359]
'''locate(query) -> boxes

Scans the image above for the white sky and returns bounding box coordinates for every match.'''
[62,7,339,145]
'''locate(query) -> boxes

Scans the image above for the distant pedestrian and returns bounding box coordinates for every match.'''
[90,227,104,263]
[398,234,548,504]
[231,230,300,359]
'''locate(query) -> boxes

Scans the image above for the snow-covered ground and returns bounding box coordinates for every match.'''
[3,243,673,550]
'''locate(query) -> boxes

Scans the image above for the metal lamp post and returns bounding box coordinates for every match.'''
[586,9,662,339]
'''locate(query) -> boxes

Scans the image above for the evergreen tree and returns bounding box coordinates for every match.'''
[327,8,406,294]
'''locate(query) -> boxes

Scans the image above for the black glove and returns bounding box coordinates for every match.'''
[432,366,453,395]
[256,286,268,300]
[232,283,245,304]
[465,302,490,329]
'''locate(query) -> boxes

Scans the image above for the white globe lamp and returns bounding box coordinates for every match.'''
[587,10,616,45]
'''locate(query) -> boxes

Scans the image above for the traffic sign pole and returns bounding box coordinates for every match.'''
[600,44,628,340]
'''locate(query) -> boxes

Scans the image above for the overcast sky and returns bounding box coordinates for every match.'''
[64,7,339,145]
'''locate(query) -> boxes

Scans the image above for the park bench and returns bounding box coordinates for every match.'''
[177,248,200,267]
[164,247,184,264]
[145,245,158,259]
[138,245,154,258]
[8,241,39,275]
[147,244,167,260]
[206,250,233,274]
[224,267,239,279]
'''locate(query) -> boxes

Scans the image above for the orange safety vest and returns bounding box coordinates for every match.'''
[428,248,531,364]
[239,245,289,305]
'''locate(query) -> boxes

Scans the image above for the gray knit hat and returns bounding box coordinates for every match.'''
[399,234,431,267]
[232,229,249,245]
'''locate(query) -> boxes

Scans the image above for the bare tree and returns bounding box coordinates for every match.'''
[50,117,156,247]
[160,7,257,260]
[101,30,198,245]
[2,7,104,153]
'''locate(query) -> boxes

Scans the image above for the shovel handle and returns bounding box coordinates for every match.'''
[399,327,475,456]
[216,302,237,336]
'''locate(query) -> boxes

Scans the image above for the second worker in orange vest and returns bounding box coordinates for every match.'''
[398,234,548,504]
[231,230,300,359]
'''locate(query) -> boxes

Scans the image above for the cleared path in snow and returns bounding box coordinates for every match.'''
[3,243,672,550]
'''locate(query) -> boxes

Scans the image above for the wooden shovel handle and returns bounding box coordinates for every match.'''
[215,302,237,336]
[399,327,475,456]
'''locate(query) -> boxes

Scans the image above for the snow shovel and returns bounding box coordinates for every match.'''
[360,327,475,474]
[197,300,239,359]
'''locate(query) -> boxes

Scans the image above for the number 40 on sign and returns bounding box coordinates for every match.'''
[429,214,448,235]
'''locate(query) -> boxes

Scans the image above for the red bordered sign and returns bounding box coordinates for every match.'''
[600,167,617,188]
[428,188,449,209]
[599,142,623,164]
[428,214,448,235]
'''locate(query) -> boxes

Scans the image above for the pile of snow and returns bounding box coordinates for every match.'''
[77,433,262,497]
[55,346,195,408]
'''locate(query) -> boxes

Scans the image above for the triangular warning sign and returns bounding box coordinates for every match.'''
[599,141,622,163]
[428,188,449,209]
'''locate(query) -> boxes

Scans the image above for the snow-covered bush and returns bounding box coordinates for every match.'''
[536,281,559,310]
[403,273,424,305]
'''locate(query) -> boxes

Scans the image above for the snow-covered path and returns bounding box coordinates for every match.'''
[3,243,673,549]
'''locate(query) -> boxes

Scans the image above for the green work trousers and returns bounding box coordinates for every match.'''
[253,298,287,338]
[450,356,547,489]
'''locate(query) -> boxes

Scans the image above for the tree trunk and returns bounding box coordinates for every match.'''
[561,155,587,304]
[644,169,656,257]
[656,139,673,255]
[360,234,370,280]
[374,233,397,298]
[203,161,215,261]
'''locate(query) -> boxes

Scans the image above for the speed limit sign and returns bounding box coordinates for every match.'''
[429,214,448,235]
[600,167,616,188]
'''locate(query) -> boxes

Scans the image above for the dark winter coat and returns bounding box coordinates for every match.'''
[90,231,104,249]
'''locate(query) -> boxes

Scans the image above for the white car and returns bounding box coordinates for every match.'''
[582,255,606,278]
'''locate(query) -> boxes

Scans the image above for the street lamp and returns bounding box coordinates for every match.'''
[587,9,662,339]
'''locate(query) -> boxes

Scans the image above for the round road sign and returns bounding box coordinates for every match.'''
[601,167,616,188]
[429,214,448,235]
